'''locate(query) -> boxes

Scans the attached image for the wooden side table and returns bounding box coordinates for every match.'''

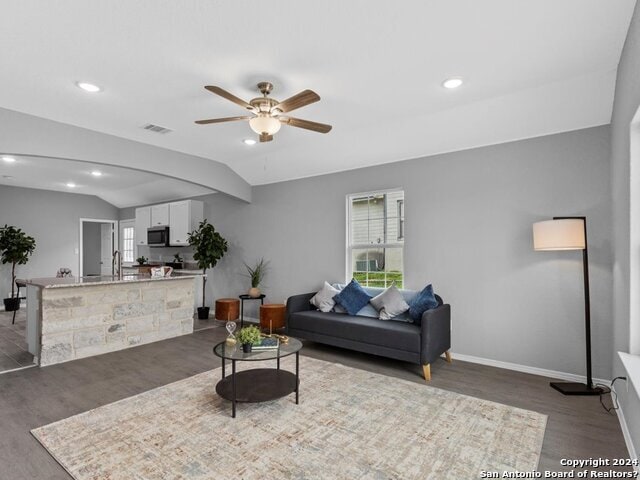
[260,304,286,333]
[215,298,240,322]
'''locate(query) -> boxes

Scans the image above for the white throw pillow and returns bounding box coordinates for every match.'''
[310,281,340,312]
[370,284,410,320]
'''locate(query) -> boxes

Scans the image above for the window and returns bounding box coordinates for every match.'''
[347,189,404,288]
[119,220,135,264]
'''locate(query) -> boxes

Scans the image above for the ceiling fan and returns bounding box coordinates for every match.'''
[195,82,332,143]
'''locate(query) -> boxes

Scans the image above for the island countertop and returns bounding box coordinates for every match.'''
[19,273,202,289]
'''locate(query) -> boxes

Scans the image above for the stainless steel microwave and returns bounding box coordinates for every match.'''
[147,226,170,247]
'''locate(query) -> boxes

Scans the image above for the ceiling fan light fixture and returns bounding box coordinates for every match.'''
[249,114,281,135]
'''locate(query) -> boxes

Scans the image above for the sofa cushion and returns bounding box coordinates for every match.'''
[408,284,439,325]
[310,281,340,312]
[289,310,421,352]
[333,279,372,315]
[370,284,410,320]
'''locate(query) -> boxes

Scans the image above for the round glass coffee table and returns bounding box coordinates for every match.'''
[213,337,303,418]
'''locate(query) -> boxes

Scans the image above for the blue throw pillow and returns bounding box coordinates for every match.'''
[333,279,372,316]
[408,284,439,324]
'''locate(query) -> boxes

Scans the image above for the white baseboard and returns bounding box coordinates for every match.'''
[612,386,639,470]
[451,352,608,386]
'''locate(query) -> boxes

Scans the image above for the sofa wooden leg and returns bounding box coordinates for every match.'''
[422,364,431,382]
[445,351,452,363]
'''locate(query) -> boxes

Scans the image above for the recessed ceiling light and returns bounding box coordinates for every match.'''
[66,182,76,188]
[2,175,14,180]
[91,170,103,177]
[1,156,16,163]
[76,81,102,93]
[243,138,257,146]
[442,78,464,89]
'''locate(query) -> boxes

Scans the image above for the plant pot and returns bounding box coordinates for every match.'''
[248,287,261,298]
[3,297,20,312]
[242,343,252,353]
[197,307,210,320]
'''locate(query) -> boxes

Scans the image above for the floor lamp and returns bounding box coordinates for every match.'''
[532,216,603,395]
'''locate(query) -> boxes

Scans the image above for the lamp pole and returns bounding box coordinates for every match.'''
[549,216,600,395]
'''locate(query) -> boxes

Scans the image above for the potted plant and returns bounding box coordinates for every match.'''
[188,220,228,320]
[236,325,262,353]
[244,258,267,298]
[0,225,36,312]
[136,256,148,266]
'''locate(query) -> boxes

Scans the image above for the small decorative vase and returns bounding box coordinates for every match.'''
[248,287,261,298]
[242,343,252,353]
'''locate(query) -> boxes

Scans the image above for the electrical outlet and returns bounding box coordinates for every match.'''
[74,248,79,255]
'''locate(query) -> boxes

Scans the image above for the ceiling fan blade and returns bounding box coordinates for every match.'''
[280,116,332,134]
[274,90,320,113]
[259,133,273,142]
[194,116,252,125]
[204,86,255,111]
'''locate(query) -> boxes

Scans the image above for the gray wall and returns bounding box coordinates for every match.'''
[0,107,251,202]
[193,126,613,379]
[81,222,102,276]
[610,0,640,459]
[0,185,118,296]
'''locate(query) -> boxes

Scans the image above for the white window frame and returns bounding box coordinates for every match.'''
[346,188,405,287]
[119,219,136,266]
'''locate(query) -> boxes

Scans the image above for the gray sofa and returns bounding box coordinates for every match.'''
[286,289,451,381]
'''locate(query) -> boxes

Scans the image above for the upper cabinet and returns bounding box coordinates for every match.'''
[169,200,204,246]
[135,207,151,245]
[135,200,204,247]
[150,204,169,226]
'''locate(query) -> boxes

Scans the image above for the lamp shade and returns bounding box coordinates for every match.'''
[249,114,281,135]
[533,219,585,251]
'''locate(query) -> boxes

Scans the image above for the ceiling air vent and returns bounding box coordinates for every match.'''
[142,123,172,134]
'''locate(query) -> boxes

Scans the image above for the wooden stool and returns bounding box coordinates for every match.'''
[215,298,240,321]
[260,304,286,333]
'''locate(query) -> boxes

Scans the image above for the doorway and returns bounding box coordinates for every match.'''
[79,219,118,277]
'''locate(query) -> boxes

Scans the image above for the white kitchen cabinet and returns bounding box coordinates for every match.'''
[135,206,151,246]
[151,204,169,226]
[169,200,204,246]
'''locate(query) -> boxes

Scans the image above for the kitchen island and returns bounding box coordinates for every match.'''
[21,274,199,366]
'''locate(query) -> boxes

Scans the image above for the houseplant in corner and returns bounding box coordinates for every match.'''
[236,325,262,353]
[244,258,267,297]
[188,220,228,320]
[0,225,36,311]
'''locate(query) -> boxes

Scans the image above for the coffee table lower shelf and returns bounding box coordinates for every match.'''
[216,368,298,417]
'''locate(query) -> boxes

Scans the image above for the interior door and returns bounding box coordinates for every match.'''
[100,223,114,276]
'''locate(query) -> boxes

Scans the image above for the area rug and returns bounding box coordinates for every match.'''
[32,356,546,479]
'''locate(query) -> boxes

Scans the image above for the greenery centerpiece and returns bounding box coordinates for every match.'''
[136,256,148,266]
[236,325,262,353]
[244,258,267,298]
[0,225,36,311]
[188,220,228,320]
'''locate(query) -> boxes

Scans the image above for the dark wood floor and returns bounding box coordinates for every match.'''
[0,323,630,479]
[0,310,34,371]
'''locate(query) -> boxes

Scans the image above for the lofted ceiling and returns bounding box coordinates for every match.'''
[0,0,635,186]
[0,156,214,208]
